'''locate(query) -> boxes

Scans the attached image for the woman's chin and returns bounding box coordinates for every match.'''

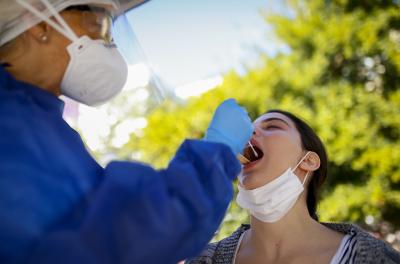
[239,174,260,190]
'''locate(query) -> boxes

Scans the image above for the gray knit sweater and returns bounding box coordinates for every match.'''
[186,223,400,264]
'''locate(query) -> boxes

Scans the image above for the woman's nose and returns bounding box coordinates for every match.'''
[253,127,261,137]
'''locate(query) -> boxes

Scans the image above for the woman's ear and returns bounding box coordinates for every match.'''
[26,22,52,44]
[300,151,320,172]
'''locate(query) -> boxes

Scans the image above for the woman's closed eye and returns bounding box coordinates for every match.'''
[256,117,290,131]
[261,124,282,130]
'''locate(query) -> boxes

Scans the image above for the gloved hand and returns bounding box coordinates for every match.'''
[204,98,253,155]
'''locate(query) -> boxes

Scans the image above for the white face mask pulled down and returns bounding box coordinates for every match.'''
[16,0,128,106]
[236,151,311,223]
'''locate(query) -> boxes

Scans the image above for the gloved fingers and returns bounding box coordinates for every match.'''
[205,98,253,155]
[219,98,237,106]
[214,99,248,121]
[227,115,253,154]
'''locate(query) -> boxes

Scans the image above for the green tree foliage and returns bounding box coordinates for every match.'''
[116,0,400,239]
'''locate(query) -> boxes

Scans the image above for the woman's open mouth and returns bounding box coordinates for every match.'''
[240,142,264,165]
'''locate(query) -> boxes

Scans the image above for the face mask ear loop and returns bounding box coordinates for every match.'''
[16,0,79,43]
[292,150,311,173]
[302,171,310,185]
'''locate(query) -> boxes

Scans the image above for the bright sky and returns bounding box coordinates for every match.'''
[126,0,288,88]
[67,0,290,154]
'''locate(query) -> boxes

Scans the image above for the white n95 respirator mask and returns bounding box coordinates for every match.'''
[14,0,128,106]
[236,151,311,223]
[61,36,128,106]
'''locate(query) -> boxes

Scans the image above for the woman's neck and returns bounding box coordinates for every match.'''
[255,208,319,251]
[241,202,323,261]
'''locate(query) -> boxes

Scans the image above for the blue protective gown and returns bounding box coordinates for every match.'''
[0,67,240,264]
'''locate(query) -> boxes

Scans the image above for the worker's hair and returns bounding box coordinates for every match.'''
[65,5,92,11]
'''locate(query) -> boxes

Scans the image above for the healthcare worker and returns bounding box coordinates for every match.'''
[0,0,253,263]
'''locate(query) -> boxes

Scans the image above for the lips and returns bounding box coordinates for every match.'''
[241,141,264,165]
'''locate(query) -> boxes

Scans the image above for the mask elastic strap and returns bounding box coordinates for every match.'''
[16,0,79,43]
[292,151,311,184]
[302,171,310,185]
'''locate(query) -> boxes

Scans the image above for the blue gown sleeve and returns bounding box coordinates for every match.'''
[28,139,240,264]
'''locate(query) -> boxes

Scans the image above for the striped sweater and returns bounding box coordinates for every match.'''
[186,223,400,264]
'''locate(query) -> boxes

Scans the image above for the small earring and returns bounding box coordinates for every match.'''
[41,35,48,42]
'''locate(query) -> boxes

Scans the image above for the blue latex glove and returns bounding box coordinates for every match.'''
[204,98,253,155]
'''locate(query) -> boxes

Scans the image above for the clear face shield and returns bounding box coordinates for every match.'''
[1,0,166,110]
[112,13,167,110]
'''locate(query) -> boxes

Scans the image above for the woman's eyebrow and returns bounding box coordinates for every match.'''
[260,117,290,126]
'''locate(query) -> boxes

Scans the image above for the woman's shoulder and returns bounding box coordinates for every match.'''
[185,224,250,264]
[323,222,400,263]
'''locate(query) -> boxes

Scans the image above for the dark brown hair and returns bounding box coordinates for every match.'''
[266,110,328,221]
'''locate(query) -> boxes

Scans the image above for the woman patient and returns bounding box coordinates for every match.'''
[187,110,400,264]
